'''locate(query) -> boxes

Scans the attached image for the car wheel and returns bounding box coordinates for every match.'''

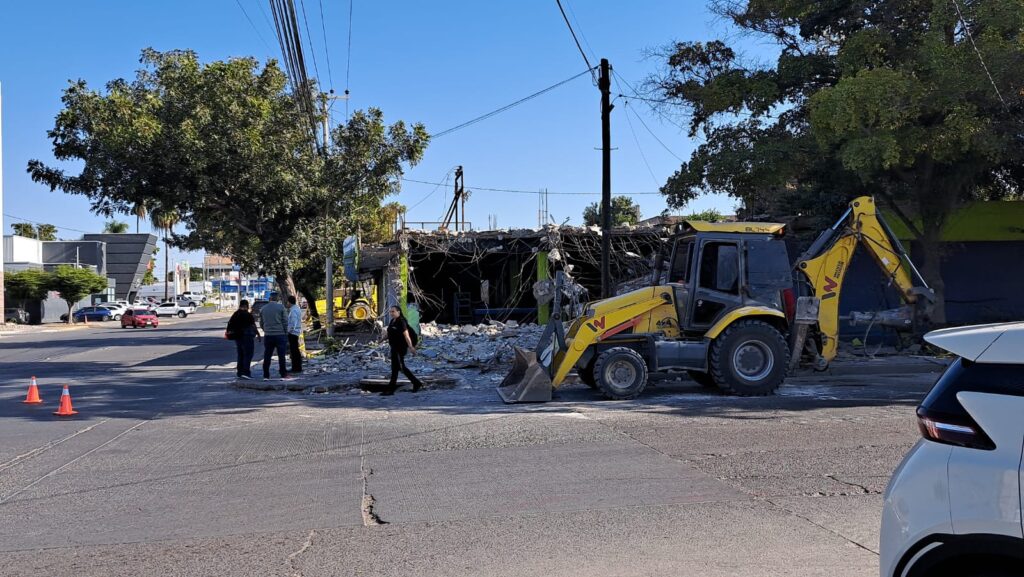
[593,347,648,400]
[709,320,789,396]
[177,311,187,318]
[113,314,121,321]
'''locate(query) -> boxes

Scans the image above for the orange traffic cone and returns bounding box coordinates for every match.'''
[22,376,43,404]
[53,385,78,416]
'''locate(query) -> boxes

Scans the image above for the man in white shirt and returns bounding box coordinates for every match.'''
[286,295,304,373]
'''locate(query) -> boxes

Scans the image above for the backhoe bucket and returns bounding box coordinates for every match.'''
[497,347,553,403]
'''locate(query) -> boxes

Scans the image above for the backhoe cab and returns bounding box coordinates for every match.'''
[498,195,933,403]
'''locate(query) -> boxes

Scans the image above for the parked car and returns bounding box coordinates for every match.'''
[98,303,128,320]
[880,322,1024,577]
[4,308,30,324]
[70,307,113,322]
[176,295,201,307]
[154,302,195,318]
[181,291,206,304]
[121,308,159,328]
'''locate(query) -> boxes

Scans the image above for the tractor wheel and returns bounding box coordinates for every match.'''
[593,347,648,400]
[578,358,598,389]
[709,320,789,396]
[347,302,373,322]
[686,370,718,389]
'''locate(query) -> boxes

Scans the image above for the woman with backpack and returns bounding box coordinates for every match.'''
[382,305,424,396]
[226,299,261,380]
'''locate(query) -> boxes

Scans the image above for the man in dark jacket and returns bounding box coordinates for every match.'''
[226,300,260,379]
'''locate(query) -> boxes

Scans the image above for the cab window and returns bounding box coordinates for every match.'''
[699,242,739,294]
[670,240,695,283]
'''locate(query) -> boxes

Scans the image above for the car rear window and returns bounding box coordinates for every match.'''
[133,309,151,315]
[920,358,1024,415]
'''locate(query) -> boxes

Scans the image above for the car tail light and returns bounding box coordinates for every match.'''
[916,406,995,450]
[781,289,796,322]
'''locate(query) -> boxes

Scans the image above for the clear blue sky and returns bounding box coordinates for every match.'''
[1,0,744,275]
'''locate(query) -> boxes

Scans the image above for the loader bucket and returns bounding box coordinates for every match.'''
[497,347,553,403]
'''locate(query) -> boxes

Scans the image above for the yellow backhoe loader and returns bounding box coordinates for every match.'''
[498,196,934,403]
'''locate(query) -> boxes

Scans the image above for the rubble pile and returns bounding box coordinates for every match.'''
[305,320,547,389]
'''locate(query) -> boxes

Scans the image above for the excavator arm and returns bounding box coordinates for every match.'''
[791,196,933,369]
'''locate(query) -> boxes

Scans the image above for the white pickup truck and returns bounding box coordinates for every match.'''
[154,302,197,318]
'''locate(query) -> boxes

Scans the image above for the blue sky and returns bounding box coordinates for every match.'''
[1,0,744,275]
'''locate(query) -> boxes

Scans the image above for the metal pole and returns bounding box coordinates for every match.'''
[599,58,613,299]
[0,82,4,322]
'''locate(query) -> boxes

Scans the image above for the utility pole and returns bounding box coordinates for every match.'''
[0,82,5,322]
[321,91,347,338]
[599,58,614,299]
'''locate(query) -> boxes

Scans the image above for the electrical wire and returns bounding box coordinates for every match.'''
[624,98,685,162]
[406,168,457,211]
[401,178,661,196]
[555,0,597,85]
[431,68,594,138]
[297,0,322,89]
[317,0,334,88]
[949,0,1009,112]
[621,101,661,187]
[233,0,275,54]
[3,213,92,235]
[611,69,689,133]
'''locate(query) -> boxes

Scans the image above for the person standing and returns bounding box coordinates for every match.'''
[226,299,260,379]
[286,295,303,373]
[382,305,424,396]
[259,293,290,380]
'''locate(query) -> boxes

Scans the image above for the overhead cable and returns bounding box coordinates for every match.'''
[431,68,594,138]
[555,0,598,84]
[401,178,661,196]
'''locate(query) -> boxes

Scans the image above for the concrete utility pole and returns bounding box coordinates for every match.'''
[321,91,347,338]
[599,59,614,299]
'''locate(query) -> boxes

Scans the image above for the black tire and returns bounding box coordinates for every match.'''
[593,347,649,400]
[709,319,789,396]
[177,311,187,318]
[686,370,718,389]
[578,358,598,389]
[113,314,122,321]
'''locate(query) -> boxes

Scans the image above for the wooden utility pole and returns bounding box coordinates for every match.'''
[321,91,347,337]
[599,59,614,299]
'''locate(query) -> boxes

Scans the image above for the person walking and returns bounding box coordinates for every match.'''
[226,299,260,379]
[286,295,303,373]
[259,293,291,381]
[382,305,424,396]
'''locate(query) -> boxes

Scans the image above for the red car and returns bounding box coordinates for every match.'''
[121,308,159,329]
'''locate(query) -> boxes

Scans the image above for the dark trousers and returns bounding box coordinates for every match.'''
[235,335,255,377]
[389,348,423,388]
[288,334,302,372]
[263,334,288,378]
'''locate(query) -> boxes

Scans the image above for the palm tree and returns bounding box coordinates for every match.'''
[103,221,130,234]
[133,202,147,234]
[150,208,180,302]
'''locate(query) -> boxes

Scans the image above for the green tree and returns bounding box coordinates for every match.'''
[12,223,37,238]
[583,196,642,227]
[652,0,1024,322]
[3,269,53,312]
[103,220,129,233]
[141,262,157,286]
[28,49,427,303]
[35,224,58,241]
[49,265,108,323]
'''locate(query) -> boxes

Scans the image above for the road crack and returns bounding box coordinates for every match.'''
[286,529,316,576]
[359,423,387,526]
[826,475,878,495]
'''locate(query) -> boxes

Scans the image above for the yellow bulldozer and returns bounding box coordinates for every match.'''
[315,280,377,326]
[499,196,934,403]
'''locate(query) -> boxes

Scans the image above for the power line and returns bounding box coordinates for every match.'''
[233,0,275,54]
[431,68,594,138]
[611,69,689,133]
[405,168,457,211]
[297,0,322,89]
[4,213,92,235]
[622,101,661,187]
[949,0,1009,112]
[317,0,334,89]
[555,0,598,84]
[624,98,685,162]
[345,0,354,119]
[401,178,662,196]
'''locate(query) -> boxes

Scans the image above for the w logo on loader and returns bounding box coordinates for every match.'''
[587,316,607,332]
[822,276,838,300]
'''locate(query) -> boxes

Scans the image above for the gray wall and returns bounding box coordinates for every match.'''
[83,234,158,300]
[42,241,106,272]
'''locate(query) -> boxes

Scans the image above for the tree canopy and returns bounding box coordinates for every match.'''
[652,0,1024,321]
[3,269,53,308]
[28,49,428,298]
[103,221,129,233]
[49,266,108,323]
[11,223,57,240]
[583,196,642,227]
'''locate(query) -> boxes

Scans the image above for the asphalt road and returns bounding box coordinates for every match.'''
[0,315,940,577]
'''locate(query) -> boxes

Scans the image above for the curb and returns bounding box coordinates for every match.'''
[811,357,950,377]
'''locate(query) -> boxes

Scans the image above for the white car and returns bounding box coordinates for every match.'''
[880,322,1024,577]
[154,302,196,318]
[97,303,128,320]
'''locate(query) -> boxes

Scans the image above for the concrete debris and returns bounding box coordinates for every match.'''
[304,321,548,392]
